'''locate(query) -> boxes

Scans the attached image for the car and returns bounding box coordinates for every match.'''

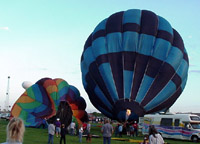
[0,113,10,121]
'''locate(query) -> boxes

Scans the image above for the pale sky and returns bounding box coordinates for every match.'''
[0,0,200,113]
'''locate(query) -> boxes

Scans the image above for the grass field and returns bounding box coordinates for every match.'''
[0,119,196,144]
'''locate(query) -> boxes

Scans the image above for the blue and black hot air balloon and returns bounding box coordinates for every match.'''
[81,9,189,122]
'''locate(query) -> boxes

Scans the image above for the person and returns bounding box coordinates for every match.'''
[101,119,113,144]
[133,121,138,137]
[130,124,134,137]
[114,124,119,137]
[70,121,75,135]
[2,117,25,144]
[78,124,84,143]
[126,122,130,136]
[139,135,149,144]
[148,125,164,144]
[55,118,61,137]
[86,133,92,143]
[60,124,67,144]
[118,124,123,137]
[48,120,55,144]
[86,121,91,134]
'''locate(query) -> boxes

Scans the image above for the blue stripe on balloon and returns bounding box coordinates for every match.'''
[27,113,36,126]
[92,37,107,57]
[124,70,134,99]
[123,9,141,25]
[58,86,68,97]
[165,46,183,70]
[83,46,95,66]
[152,38,171,61]
[144,81,176,111]
[157,16,173,35]
[81,56,90,88]
[135,75,154,103]
[94,86,113,111]
[176,59,189,79]
[99,63,118,102]
[93,19,107,34]
[137,34,155,56]
[34,104,47,113]
[32,85,43,103]
[97,105,113,119]
[106,33,123,53]
[123,32,139,52]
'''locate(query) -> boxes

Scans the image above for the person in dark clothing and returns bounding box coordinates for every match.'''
[60,124,67,144]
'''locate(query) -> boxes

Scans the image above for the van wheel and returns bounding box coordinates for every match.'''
[191,136,198,142]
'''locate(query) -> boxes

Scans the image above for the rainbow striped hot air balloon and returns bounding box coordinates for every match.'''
[10,78,88,127]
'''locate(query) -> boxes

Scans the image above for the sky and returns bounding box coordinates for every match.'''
[0,0,200,113]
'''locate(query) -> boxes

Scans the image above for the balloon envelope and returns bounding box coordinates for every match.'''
[11,77,88,127]
[81,9,189,122]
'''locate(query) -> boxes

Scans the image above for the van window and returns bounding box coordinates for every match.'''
[160,118,172,126]
[190,116,200,121]
[174,119,180,126]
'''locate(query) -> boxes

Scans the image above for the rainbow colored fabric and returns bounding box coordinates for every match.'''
[10,77,87,127]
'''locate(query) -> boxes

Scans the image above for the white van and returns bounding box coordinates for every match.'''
[141,113,200,142]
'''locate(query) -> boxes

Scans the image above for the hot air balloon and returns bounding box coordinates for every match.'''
[10,77,88,127]
[81,9,189,122]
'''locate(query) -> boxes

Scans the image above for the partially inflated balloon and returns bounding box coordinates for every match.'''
[81,9,189,122]
[11,77,88,127]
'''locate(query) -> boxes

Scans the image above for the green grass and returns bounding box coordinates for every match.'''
[0,119,195,144]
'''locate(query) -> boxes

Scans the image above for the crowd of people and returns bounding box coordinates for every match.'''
[2,117,164,144]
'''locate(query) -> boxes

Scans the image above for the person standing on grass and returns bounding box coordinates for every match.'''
[2,117,25,144]
[60,124,67,144]
[48,120,55,144]
[70,121,75,135]
[55,118,61,137]
[118,124,123,137]
[78,124,84,143]
[133,121,138,137]
[101,119,113,144]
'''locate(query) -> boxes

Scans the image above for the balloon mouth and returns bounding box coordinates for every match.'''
[113,99,145,121]
[126,109,131,116]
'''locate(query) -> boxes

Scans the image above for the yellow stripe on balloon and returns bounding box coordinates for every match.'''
[11,104,22,117]
[17,95,35,103]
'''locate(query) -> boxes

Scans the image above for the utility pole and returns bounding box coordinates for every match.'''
[5,76,10,112]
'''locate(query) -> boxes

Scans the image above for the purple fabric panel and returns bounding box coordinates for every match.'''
[183,52,189,63]
[85,74,113,114]
[130,54,149,100]
[145,57,163,78]
[106,11,124,33]
[140,10,158,36]
[171,74,182,89]
[172,29,184,53]
[123,23,140,33]
[124,52,136,71]
[108,53,124,100]
[157,30,173,44]
[93,30,106,41]
[88,62,114,105]
[140,62,175,106]
[147,87,182,114]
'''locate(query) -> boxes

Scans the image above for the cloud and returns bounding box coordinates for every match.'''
[189,70,200,73]
[0,27,9,31]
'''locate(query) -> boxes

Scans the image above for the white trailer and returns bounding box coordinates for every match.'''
[141,113,200,142]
